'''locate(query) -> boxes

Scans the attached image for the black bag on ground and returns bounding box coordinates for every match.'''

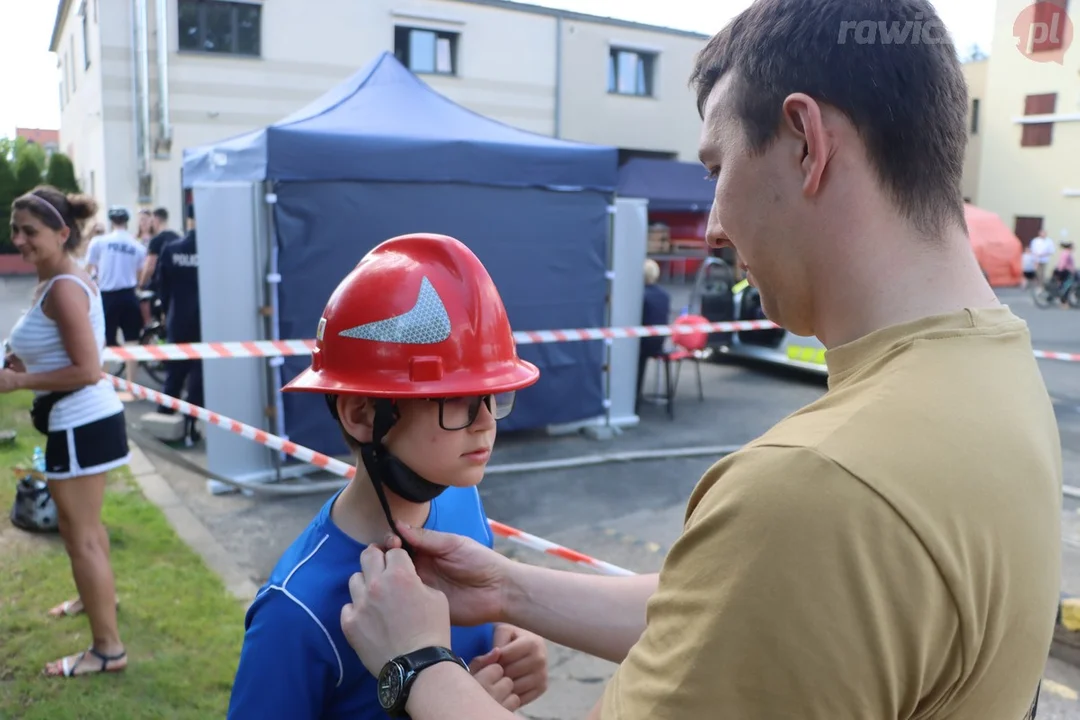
[30,391,75,435]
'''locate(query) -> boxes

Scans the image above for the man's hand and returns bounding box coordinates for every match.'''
[492,624,549,707]
[385,523,516,626]
[340,545,452,677]
[469,647,521,712]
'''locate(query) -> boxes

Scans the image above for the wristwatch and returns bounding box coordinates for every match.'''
[377,646,469,717]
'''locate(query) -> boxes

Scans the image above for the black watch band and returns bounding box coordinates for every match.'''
[378,646,468,717]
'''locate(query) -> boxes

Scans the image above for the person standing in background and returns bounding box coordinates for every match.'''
[1030,230,1056,287]
[85,207,147,396]
[139,207,180,325]
[155,207,202,444]
[5,185,131,678]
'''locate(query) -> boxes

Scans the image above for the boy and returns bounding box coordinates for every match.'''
[227,233,549,719]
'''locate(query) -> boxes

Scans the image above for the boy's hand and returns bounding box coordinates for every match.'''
[492,623,549,707]
[469,647,521,712]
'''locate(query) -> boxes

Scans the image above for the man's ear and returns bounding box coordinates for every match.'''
[337,395,375,444]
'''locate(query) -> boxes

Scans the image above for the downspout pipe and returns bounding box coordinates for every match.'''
[154,0,172,157]
[132,0,152,202]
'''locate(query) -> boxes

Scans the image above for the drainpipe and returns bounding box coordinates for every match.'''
[132,0,152,202]
[554,15,563,138]
[154,0,172,158]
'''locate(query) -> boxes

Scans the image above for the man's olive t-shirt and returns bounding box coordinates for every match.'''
[603,308,1061,719]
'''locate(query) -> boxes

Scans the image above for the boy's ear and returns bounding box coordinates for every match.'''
[337,396,375,444]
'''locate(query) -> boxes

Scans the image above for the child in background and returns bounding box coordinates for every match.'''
[1021,246,1036,289]
[227,233,549,720]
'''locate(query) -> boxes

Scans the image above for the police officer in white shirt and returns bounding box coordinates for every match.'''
[86,207,148,389]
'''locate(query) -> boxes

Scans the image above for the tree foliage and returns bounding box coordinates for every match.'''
[45,153,80,194]
[0,136,82,254]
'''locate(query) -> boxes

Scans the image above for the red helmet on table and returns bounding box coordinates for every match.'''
[283,232,539,398]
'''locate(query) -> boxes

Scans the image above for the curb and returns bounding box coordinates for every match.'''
[126,442,260,605]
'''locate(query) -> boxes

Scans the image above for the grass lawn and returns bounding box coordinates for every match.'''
[0,390,247,719]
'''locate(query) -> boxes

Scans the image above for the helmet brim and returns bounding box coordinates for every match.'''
[282,358,541,398]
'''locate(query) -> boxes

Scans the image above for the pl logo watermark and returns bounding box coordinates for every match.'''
[1013,0,1073,65]
[837,1,1073,64]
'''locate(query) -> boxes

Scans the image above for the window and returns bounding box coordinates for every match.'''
[81,1,91,68]
[970,98,979,134]
[1021,93,1057,147]
[394,26,457,75]
[608,47,656,97]
[70,36,77,91]
[178,0,261,57]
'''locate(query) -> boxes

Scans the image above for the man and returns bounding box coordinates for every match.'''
[155,206,202,444]
[332,1,1062,719]
[86,206,148,390]
[1031,230,1056,287]
[139,207,180,326]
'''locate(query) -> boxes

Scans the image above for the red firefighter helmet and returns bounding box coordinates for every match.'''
[282,233,539,398]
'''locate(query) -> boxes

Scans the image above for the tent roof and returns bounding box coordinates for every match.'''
[182,51,617,191]
[616,157,715,212]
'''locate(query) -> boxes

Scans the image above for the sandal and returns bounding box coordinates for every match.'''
[48,597,120,618]
[47,646,127,678]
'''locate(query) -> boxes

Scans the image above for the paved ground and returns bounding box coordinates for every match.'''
[83,284,1080,717]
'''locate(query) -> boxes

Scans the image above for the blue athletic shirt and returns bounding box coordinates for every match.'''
[226,486,496,720]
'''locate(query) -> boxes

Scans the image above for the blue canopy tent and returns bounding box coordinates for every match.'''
[617,157,715,212]
[183,51,618,458]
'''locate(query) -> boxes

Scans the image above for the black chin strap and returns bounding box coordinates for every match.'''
[354,399,449,556]
[360,400,413,554]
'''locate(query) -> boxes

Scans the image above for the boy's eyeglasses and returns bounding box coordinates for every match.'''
[430,392,516,431]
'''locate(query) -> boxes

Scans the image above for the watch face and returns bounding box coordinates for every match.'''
[378,662,404,710]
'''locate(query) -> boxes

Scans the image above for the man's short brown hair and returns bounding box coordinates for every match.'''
[690,0,969,236]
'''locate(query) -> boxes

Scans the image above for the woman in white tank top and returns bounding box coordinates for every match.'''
[4,186,129,678]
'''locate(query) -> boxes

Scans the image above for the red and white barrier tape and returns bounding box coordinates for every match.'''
[107,374,637,577]
[101,320,780,363]
[1034,350,1080,363]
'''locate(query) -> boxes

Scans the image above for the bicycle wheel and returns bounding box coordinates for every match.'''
[139,324,169,388]
[1068,285,1080,309]
[1032,285,1053,308]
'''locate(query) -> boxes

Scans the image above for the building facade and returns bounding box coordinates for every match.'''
[963,0,1078,248]
[49,0,709,224]
[15,128,61,157]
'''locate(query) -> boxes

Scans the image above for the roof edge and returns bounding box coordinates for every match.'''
[444,0,711,39]
[48,0,72,52]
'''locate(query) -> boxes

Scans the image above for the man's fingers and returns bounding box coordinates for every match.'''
[468,647,501,674]
[347,571,367,603]
[382,532,404,550]
[359,545,386,581]
[492,623,518,649]
[384,547,417,573]
[396,522,459,554]
[497,635,541,666]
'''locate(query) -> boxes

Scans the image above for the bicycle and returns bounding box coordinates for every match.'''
[1032,271,1080,309]
[136,289,169,387]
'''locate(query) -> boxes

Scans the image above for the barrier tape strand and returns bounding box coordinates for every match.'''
[106,375,636,577]
[102,320,780,362]
[104,321,1080,365]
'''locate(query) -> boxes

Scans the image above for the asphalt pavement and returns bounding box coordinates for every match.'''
[120,284,1080,719]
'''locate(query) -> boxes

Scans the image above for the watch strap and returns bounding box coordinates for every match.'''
[400,645,468,676]
[386,646,468,716]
